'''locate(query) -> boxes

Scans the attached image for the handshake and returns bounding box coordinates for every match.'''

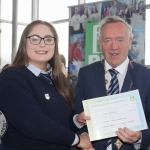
[73,112,95,150]
[75,133,95,150]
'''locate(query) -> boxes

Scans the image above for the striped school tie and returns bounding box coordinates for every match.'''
[39,73,53,84]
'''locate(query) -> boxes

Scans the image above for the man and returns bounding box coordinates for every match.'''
[125,6,131,25]
[73,16,150,150]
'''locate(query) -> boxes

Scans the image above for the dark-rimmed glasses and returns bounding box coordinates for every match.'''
[26,35,56,45]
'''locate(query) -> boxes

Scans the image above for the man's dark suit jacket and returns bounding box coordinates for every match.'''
[73,60,150,150]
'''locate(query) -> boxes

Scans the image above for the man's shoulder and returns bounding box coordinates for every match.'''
[132,61,150,77]
[81,61,103,72]
[132,61,150,72]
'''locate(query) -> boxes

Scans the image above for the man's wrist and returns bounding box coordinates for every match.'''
[72,134,80,147]
[76,114,84,126]
[73,114,83,128]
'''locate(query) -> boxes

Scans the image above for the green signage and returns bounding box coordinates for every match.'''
[85,22,104,66]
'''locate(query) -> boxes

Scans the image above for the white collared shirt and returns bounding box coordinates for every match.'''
[27,63,52,77]
[105,57,129,92]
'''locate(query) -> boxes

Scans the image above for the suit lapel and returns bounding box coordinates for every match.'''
[94,61,107,97]
[121,61,136,93]
[91,60,137,98]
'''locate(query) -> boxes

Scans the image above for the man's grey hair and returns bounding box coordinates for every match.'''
[99,16,133,41]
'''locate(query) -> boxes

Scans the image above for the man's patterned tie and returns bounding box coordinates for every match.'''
[107,69,119,149]
[108,69,119,95]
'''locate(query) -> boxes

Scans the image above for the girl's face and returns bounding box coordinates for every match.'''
[26,24,55,70]
[84,8,88,14]
[113,2,116,6]
[74,7,79,14]
[92,5,96,12]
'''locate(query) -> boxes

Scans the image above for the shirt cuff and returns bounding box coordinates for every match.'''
[73,114,84,129]
[71,134,79,146]
[133,136,142,150]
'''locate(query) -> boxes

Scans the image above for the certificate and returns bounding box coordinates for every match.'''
[82,90,148,141]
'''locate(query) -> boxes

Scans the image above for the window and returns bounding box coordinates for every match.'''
[85,0,105,3]
[53,22,69,66]
[0,23,12,68]
[1,0,12,21]
[18,0,32,23]
[17,25,26,47]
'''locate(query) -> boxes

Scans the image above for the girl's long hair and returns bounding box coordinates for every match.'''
[9,20,73,109]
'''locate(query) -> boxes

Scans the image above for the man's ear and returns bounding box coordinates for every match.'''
[128,38,133,51]
[99,40,102,52]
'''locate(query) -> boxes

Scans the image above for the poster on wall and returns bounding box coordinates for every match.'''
[128,28,145,64]
[68,0,146,90]
[68,2,102,90]
[102,0,146,65]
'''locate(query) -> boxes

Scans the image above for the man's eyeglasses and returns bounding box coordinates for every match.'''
[26,35,56,45]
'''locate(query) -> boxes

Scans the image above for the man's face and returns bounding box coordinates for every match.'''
[99,22,132,68]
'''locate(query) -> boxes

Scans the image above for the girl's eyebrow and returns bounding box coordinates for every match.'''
[30,34,54,38]
[44,35,54,38]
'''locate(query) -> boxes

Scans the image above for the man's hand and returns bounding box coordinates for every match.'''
[116,127,141,143]
[76,112,90,126]
[77,134,95,150]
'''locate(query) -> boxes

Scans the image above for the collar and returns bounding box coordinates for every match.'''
[27,63,52,77]
[105,57,129,75]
